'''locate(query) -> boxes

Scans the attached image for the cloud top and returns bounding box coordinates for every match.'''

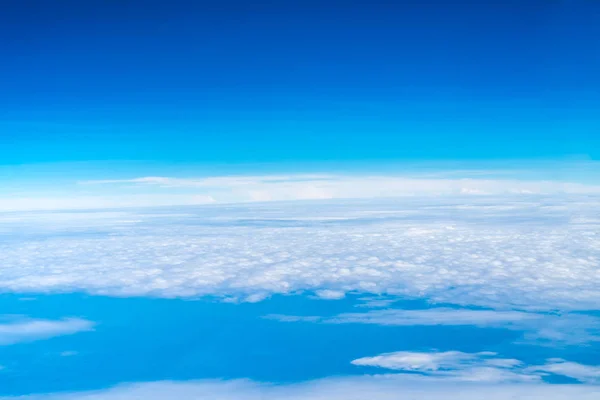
[1,197,599,312]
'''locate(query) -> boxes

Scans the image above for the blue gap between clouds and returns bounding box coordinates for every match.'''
[0,292,593,396]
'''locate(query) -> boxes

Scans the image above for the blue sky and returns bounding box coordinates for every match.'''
[2,0,599,168]
[2,1,600,399]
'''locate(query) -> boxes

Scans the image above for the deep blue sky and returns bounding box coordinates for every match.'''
[2,0,599,166]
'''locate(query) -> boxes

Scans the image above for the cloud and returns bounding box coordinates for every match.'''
[266,307,600,344]
[5,375,600,400]
[1,197,599,312]
[351,350,537,382]
[349,350,600,385]
[314,290,346,300]
[529,359,600,383]
[0,316,94,345]
[328,308,541,326]
[74,174,600,207]
[3,171,596,212]
[0,194,216,212]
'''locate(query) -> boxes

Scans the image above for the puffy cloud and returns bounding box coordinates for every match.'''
[0,317,94,345]
[0,197,599,311]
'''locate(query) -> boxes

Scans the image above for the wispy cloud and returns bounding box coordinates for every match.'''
[266,307,600,344]
[351,350,600,384]
[77,174,600,205]
[3,170,600,211]
[6,373,600,400]
[529,359,600,383]
[351,350,537,382]
[0,316,94,345]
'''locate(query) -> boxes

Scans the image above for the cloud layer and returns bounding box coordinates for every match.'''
[5,375,600,400]
[1,196,599,311]
[5,171,600,211]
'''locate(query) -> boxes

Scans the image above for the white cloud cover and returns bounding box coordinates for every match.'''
[0,196,599,311]
[4,375,600,400]
[78,174,600,205]
[4,171,600,211]
[0,316,94,345]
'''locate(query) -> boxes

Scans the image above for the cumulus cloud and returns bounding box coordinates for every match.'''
[0,197,599,312]
[0,316,94,345]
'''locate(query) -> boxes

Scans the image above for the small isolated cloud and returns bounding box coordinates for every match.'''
[0,316,94,345]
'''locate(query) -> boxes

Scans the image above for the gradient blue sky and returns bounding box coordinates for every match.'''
[2,0,599,168]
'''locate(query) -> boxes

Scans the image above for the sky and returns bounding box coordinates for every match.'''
[2,1,600,399]
[1,0,599,169]
[2,0,599,210]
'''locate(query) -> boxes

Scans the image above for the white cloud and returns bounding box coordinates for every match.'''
[5,375,600,400]
[5,171,600,212]
[75,174,600,207]
[328,308,542,326]
[0,317,94,345]
[0,197,599,313]
[351,350,537,382]
[0,194,216,212]
[350,350,600,385]
[529,360,600,383]
[266,307,600,344]
[314,290,346,300]
[352,350,483,371]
